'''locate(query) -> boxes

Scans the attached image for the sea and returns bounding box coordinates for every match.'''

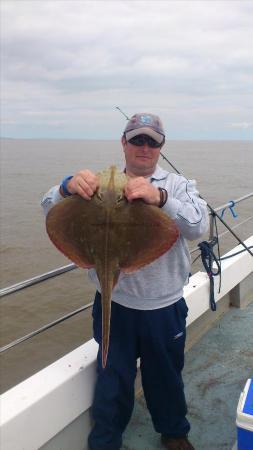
[0,138,252,393]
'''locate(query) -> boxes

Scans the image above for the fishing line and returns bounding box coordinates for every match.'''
[116,106,130,120]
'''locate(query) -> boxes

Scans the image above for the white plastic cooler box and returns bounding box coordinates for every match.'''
[236,379,253,450]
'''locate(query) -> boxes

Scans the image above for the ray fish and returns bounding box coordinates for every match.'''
[46,166,179,368]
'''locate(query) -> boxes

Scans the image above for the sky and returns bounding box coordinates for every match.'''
[1,0,253,140]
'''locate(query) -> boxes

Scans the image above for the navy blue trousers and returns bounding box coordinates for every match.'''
[88,292,190,450]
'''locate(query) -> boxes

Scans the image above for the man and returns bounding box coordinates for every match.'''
[42,113,209,450]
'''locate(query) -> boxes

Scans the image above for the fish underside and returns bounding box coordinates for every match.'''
[46,166,179,368]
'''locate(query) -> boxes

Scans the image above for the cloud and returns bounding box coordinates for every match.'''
[229,122,253,129]
[1,0,253,139]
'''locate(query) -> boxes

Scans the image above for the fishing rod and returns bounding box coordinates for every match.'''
[116,106,253,257]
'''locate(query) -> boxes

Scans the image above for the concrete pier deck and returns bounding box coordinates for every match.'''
[123,301,253,450]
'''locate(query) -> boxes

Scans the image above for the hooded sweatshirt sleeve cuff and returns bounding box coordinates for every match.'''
[162,197,182,219]
[41,185,64,216]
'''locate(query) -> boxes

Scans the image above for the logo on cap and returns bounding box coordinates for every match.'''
[139,115,153,125]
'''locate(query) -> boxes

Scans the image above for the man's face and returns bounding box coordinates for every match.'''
[122,135,162,176]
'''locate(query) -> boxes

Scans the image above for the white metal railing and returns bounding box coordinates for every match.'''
[1,235,253,450]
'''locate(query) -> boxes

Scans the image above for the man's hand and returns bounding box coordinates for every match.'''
[67,170,99,200]
[124,177,160,206]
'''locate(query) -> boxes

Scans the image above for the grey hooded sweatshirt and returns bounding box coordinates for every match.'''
[41,165,209,310]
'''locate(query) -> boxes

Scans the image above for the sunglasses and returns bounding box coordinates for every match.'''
[127,134,162,148]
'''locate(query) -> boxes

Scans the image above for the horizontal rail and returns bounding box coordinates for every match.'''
[0,264,76,298]
[190,215,253,255]
[212,192,253,213]
[0,302,93,353]
[0,192,252,300]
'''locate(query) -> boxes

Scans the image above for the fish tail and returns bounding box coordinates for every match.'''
[101,289,111,369]
[97,264,120,369]
[97,266,114,369]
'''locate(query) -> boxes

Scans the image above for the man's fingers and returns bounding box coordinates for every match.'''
[125,188,142,201]
[76,179,94,199]
[124,178,160,205]
[67,170,99,199]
